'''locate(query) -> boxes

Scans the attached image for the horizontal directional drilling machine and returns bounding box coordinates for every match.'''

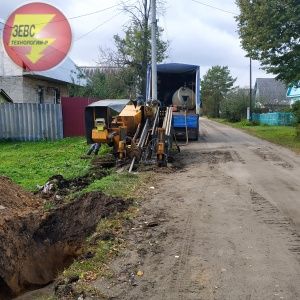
[85,99,176,171]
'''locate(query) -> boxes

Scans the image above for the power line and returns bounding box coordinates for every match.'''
[191,0,238,16]
[68,4,121,21]
[75,11,123,42]
[0,2,129,30]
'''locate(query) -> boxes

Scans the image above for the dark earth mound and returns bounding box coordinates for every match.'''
[37,167,109,201]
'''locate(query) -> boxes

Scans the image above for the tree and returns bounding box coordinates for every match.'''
[201,66,236,117]
[220,89,249,122]
[292,101,300,139]
[69,68,133,99]
[99,0,168,98]
[236,0,300,84]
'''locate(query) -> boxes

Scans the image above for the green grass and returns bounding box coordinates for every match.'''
[213,119,300,153]
[82,172,141,198]
[66,171,145,203]
[0,138,91,191]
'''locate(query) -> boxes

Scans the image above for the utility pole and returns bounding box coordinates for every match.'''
[151,0,158,101]
[249,57,253,120]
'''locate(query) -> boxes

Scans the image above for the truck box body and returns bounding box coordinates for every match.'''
[146,63,201,140]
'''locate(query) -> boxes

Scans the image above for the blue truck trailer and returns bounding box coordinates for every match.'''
[146,63,201,141]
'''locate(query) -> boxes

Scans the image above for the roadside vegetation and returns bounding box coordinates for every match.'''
[0,137,91,190]
[0,137,147,196]
[201,63,300,153]
[213,119,300,153]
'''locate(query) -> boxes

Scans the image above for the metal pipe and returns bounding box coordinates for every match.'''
[162,111,167,129]
[249,57,253,121]
[165,107,172,137]
[151,107,160,136]
[151,0,157,101]
[129,157,136,173]
[129,119,150,173]
[164,108,170,132]
[166,108,173,137]
[132,123,141,143]
[138,119,149,147]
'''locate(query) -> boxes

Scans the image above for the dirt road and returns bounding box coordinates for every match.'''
[94,118,300,300]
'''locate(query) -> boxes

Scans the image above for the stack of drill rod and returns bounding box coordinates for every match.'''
[162,107,173,137]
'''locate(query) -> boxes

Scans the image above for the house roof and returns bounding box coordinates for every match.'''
[87,99,130,113]
[80,66,121,78]
[0,89,13,102]
[23,57,87,86]
[254,78,288,104]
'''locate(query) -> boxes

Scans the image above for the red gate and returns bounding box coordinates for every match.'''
[61,97,98,137]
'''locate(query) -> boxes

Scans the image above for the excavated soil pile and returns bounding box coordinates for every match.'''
[0,176,41,216]
[0,177,42,300]
[0,176,130,300]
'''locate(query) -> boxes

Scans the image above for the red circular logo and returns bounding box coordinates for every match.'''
[2,2,72,71]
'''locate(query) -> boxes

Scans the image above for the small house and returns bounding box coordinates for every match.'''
[287,84,300,105]
[254,78,290,110]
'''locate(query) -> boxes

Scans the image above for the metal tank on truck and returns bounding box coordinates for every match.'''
[146,63,201,141]
[172,86,196,110]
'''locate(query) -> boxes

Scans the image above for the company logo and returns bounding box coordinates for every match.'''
[3,2,72,71]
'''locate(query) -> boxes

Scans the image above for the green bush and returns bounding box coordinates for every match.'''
[239,119,259,127]
[292,101,300,124]
[220,89,248,122]
[292,101,300,139]
[239,119,251,126]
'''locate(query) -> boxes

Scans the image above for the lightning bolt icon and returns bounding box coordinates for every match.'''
[9,14,56,64]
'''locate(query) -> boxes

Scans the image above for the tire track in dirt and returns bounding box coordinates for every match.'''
[252,147,294,169]
[250,190,300,259]
[159,172,212,300]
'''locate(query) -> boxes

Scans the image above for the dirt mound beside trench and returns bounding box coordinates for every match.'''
[0,176,41,216]
[0,177,130,300]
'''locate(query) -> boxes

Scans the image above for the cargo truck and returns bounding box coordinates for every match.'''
[146,63,201,141]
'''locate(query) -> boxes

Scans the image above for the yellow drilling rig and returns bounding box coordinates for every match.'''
[85,99,174,170]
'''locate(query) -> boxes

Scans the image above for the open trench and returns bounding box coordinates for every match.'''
[0,158,129,299]
[0,191,130,300]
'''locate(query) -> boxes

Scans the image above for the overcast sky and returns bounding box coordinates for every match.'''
[0,0,272,87]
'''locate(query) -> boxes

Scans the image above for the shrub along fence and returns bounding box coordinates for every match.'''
[252,112,296,126]
[0,103,63,141]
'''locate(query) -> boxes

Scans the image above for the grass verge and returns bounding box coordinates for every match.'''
[0,138,111,191]
[213,119,300,154]
[72,172,142,199]
[0,138,90,190]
